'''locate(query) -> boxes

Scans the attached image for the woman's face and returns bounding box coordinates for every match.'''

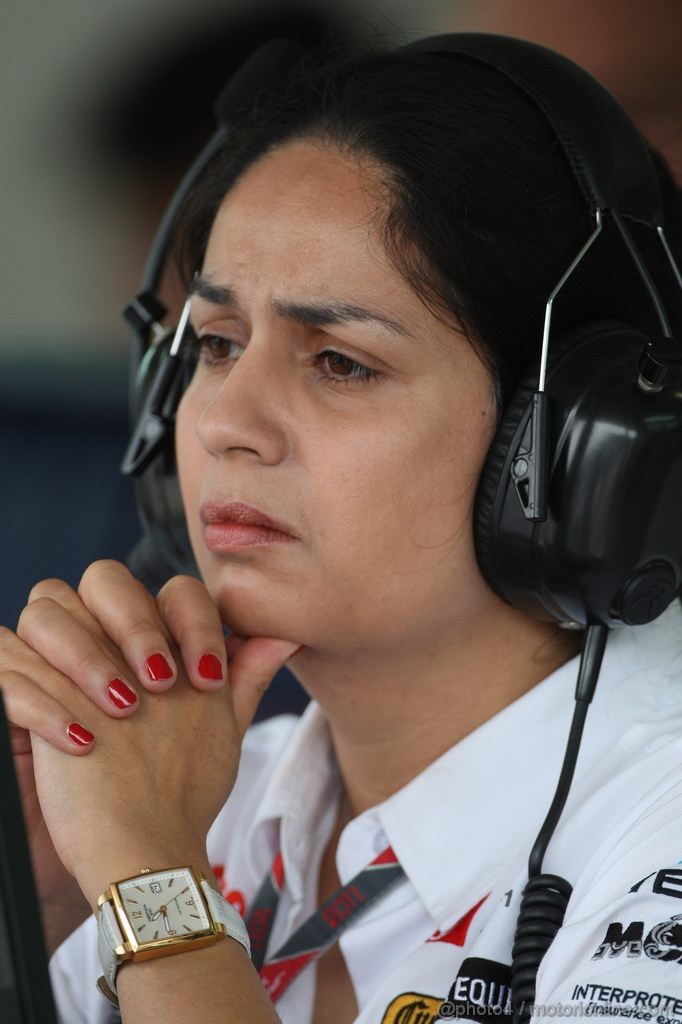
[176,140,498,657]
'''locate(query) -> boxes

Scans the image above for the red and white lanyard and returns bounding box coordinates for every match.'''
[245,845,405,1002]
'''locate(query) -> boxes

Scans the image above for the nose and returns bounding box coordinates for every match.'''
[194,337,290,465]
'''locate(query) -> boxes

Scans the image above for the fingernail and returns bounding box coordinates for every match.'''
[68,723,94,746]
[198,653,223,681]
[145,653,174,682]
[108,677,138,709]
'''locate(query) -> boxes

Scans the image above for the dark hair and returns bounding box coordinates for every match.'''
[176,44,682,407]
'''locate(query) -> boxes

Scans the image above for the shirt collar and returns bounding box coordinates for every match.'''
[377,603,682,930]
[242,603,682,928]
[243,701,341,901]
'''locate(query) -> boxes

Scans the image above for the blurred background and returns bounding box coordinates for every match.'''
[2,0,680,710]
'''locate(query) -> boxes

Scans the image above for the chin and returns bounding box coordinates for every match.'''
[205,574,302,640]
[221,607,291,640]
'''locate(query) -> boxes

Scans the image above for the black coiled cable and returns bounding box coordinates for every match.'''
[511,624,608,1024]
[511,873,572,1021]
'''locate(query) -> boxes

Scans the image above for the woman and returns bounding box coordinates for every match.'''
[3,38,682,1024]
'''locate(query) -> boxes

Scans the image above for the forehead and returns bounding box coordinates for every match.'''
[202,139,412,308]
[212,139,383,240]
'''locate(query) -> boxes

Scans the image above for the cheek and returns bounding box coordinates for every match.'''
[292,396,494,648]
[309,388,494,576]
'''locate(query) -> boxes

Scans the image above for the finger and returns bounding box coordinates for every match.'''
[17,598,140,716]
[78,560,178,692]
[10,723,32,756]
[157,576,227,692]
[1,670,96,755]
[27,578,129,680]
[225,632,247,661]
[226,637,302,738]
[28,578,109,644]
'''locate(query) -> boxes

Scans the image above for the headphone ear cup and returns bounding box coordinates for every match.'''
[125,337,199,587]
[474,321,608,593]
[474,368,539,591]
[129,342,160,426]
[473,319,678,623]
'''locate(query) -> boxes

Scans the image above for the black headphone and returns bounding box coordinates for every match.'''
[120,37,682,1018]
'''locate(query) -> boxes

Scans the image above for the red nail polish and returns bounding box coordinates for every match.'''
[145,653,174,681]
[198,653,223,680]
[108,678,138,709]
[68,723,94,746]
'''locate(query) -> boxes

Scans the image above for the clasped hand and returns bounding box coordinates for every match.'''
[0,560,300,919]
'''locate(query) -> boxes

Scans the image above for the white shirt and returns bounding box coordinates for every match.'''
[51,602,682,1023]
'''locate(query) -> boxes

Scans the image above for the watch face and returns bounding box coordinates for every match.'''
[115,869,211,949]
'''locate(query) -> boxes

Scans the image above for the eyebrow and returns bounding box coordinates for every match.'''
[189,275,410,337]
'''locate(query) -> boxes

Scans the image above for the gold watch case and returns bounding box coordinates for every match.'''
[98,866,225,965]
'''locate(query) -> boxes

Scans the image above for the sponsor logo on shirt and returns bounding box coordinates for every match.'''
[442,958,512,1022]
[629,868,682,900]
[381,992,444,1024]
[592,914,682,963]
[571,982,682,1023]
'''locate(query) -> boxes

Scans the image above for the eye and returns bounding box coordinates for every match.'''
[187,330,381,388]
[194,334,244,368]
[315,350,380,386]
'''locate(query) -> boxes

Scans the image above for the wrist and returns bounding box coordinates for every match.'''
[75,842,213,911]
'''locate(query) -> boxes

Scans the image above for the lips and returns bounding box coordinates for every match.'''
[200,501,296,536]
[199,502,298,553]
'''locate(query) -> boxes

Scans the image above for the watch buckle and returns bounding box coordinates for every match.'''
[97,975,120,1008]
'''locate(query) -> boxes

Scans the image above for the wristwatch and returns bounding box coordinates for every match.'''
[95,866,251,1005]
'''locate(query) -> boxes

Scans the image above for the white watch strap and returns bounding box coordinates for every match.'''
[97,901,125,1002]
[201,881,251,956]
[96,878,251,1005]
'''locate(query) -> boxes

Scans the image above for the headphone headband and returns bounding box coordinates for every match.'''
[405,33,663,226]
